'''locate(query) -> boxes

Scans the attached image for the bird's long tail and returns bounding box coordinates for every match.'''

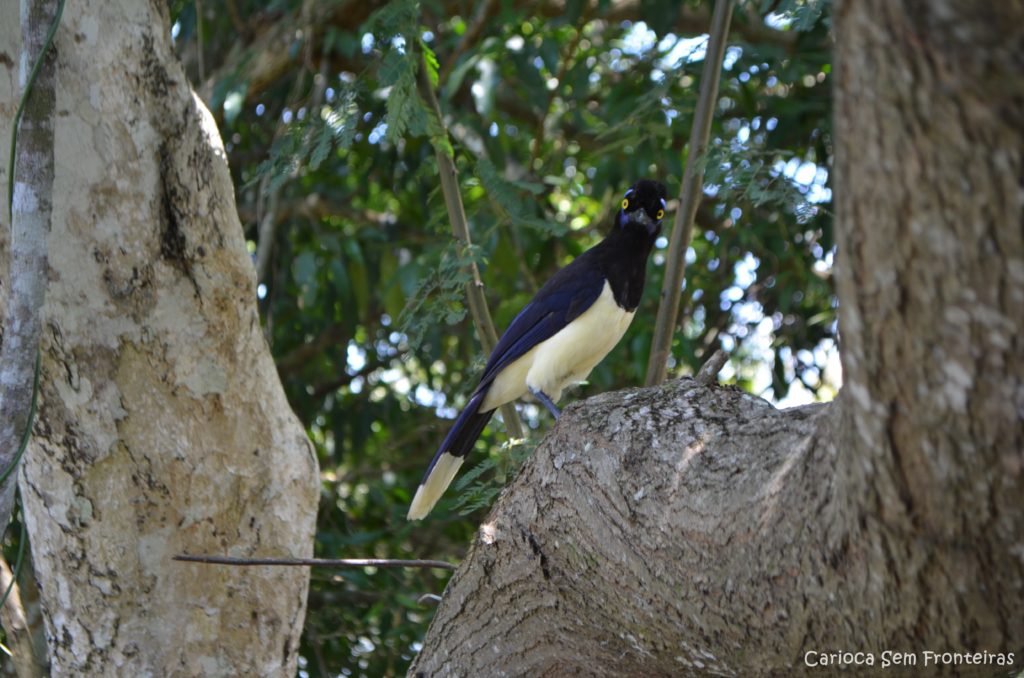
[407,391,495,520]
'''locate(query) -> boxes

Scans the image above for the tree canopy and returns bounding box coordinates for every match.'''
[168,0,835,674]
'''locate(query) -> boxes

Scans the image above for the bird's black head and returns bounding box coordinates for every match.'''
[617,179,668,236]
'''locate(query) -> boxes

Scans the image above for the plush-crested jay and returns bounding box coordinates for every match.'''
[408,179,668,520]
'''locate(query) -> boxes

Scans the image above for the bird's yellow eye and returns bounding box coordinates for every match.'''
[621,198,629,210]
[656,209,665,220]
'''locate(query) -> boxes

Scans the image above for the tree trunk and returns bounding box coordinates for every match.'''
[1,1,319,675]
[410,1,1024,675]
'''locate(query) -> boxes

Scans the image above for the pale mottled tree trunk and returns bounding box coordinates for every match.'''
[0,1,319,675]
[410,1,1023,675]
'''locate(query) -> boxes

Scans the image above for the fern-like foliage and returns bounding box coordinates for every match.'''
[368,0,453,156]
[379,49,420,144]
[250,85,360,191]
[703,144,823,222]
[450,437,537,516]
[364,0,419,38]
[476,158,564,235]
[397,242,480,351]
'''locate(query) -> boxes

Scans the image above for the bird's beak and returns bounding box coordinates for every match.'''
[624,209,659,235]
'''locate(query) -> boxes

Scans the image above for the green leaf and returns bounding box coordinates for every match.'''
[421,40,439,88]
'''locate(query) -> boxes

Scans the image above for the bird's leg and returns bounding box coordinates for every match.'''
[529,387,561,419]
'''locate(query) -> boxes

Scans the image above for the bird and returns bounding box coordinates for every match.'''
[407,179,668,520]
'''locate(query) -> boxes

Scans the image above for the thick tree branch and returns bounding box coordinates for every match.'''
[413,371,1021,674]
[412,381,848,675]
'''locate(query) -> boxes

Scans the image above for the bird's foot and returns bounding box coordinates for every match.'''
[529,387,562,419]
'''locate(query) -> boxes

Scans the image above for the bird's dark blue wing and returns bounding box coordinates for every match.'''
[473,250,606,394]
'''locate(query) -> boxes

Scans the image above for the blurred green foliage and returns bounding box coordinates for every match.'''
[170,0,835,674]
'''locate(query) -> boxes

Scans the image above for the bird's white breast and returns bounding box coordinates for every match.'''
[481,281,634,411]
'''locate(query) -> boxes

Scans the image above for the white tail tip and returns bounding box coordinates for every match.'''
[407,453,465,520]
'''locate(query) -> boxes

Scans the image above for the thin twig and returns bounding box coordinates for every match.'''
[173,554,457,571]
[417,53,525,439]
[645,0,735,387]
[696,348,728,385]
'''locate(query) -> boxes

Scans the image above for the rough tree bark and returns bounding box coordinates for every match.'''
[411,1,1024,675]
[0,0,57,532]
[0,1,319,675]
[0,1,57,672]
